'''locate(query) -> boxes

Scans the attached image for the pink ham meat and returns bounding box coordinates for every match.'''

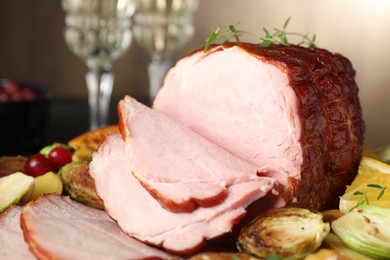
[20,195,173,260]
[0,206,35,260]
[90,133,274,254]
[117,96,273,212]
[153,43,364,211]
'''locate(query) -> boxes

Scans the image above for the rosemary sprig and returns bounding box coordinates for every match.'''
[204,17,317,52]
[349,184,387,212]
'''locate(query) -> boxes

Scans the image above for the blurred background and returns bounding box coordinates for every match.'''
[0,0,390,150]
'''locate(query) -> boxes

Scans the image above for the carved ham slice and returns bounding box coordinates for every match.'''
[90,133,274,254]
[117,96,271,212]
[20,195,173,260]
[0,206,35,260]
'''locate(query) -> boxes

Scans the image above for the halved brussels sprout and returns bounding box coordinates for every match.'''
[332,205,390,259]
[58,161,103,209]
[237,208,330,259]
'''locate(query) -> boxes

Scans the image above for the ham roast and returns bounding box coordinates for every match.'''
[20,194,173,260]
[91,43,364,254]
[0,206,35,259]
[153,43,364,210]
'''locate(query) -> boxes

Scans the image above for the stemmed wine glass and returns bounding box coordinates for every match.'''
[132,0,198,103]
[62,0,135,129]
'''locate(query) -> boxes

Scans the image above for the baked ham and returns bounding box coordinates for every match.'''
[20,195,173,260]
[91,43,364,254]
[91,130,274,253]
[117,96,274,212]
[0,206,35,259]
[153,43,364,210]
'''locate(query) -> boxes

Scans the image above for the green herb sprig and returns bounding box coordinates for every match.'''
[349,184,387,212]
[204,17,316,52]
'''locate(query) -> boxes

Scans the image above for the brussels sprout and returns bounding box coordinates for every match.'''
[331,205,390,259]
[58,161,104,209]
[237,208,330,259]
[0,172,34,213]
[321,209,344,224]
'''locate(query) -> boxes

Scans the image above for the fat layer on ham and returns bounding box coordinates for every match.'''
[91,132,274,253]
[117,96,272,212]
[20,195,173,260]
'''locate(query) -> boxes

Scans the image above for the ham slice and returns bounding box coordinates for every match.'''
[90,133,274,254]
[117,96,271,212]
[153,43,364,211]
[0,206,35,260]
[20,195,173,260]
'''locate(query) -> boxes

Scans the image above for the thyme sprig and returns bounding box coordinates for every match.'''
[349,184,387,212]
[204,17,317,52]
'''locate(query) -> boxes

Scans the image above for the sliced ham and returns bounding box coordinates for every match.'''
[117,96,271,212]
[90,133,274,254]
[153,43,364,211]
[0,206,35,260]
[20,194,173,260]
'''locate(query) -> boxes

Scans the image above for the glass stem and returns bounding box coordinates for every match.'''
[86,69,114,129]
[147,59,171,103]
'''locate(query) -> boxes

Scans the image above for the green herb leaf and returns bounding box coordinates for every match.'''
[203,18,317,52]
[349,184,387,212]
[378,189,386,200]
[367,184,384,189]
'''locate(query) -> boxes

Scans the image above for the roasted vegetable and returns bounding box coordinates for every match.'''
[58,161,104,209]
[238,208,330,259]
[321,209,344,224]
[0,156,26,177]
[304,248,347,260]
[68,125,118,161]
[29,171,63,201]
[331,205,390,259]
[0,172,34,213]
[189,252,257,260]
[321,233,373,260]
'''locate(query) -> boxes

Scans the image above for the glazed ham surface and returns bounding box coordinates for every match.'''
[0,206,35,259]
[153,43,364,210]
[20,195,173,260]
